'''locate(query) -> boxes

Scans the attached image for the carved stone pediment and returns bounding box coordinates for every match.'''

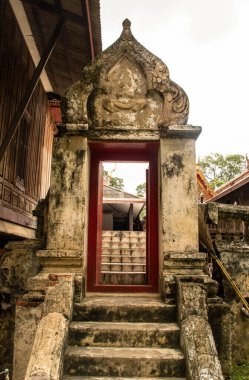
[62,19,189,134]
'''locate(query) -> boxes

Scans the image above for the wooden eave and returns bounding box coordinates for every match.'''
[21,0,102,95]
[196,166,214,200]
[209,169,249,202]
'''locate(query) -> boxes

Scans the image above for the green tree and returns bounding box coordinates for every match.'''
[136,183,146,221]
[136,183,146,197]
[104,171,124,190]
[199,153,246,189]
[110,176,124,190]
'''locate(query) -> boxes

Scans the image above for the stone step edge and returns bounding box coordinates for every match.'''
[63,377,186,380]
[102,248,146,251]
[102,262,145,265]
[74,300,175,307]
[102,255,146,257]
[69,321,180,331]
[65,346,184,359]
[101,271,146,274]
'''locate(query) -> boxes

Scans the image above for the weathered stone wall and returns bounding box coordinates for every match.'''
[201,203,249,365]
[0,240,42,376]
[0,306,15,374]
[37,136,89,273]
[216,241,249,363]
[208,300,233,378]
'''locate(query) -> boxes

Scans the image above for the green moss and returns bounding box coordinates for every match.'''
[231,363,249,380]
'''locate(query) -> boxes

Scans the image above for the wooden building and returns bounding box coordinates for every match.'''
[103,185,145,231]
[0,0,102,245]
[196,164,214,203]
[209,168,249,205]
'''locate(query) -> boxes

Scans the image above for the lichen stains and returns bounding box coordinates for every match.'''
[162,153,184,177]
[187,178,193,194]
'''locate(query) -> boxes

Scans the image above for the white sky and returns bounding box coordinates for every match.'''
[103,162,148,194]
[100,0,249,159]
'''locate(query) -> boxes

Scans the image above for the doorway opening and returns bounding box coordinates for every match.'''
[87,142,158,292]
[101,162,148,286]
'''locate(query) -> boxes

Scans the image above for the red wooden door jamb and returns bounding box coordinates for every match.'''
[87,141,159,293]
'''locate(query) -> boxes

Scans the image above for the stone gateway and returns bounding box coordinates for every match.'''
[2,19,236,380]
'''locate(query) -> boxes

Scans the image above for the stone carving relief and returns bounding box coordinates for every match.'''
[103,58,148,113]
[62,19,189,132]
[89,56,163,129]
[0,240,41,291]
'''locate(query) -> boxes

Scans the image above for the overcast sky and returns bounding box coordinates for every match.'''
[100,0,249,160]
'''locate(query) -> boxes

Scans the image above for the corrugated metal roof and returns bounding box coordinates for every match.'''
[22,0,102,95]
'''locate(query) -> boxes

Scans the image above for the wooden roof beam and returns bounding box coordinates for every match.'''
[84,0,95,60]
[21,0,85,25]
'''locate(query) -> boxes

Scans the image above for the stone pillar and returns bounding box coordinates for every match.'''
[24,312,68,380]
[159,125,207,295]
[160,126,200,253]
[13,303,43,380]
[37,135,89,272]
[177,278,224,380]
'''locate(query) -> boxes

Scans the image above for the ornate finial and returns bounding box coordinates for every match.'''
[123,19,131,29]
[120,19,133,41]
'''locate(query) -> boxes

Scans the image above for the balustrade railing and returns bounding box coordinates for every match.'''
[207,203,249,243]
[199,203,249,314]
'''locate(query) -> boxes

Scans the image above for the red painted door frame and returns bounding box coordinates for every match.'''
[87,141,159,292]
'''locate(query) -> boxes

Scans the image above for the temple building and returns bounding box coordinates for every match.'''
[0,2,248,379]
[209,166,249,205]
[0,0,101,245]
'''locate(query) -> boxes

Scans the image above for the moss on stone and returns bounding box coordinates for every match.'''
[231,363,249,380]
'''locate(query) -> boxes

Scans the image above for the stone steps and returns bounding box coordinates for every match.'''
[101,272,146,285]
[102,244,146,248]
[101,231,146,284]
[101,271,146,274]
[102,231,146,236]
[101,263,146,271]
[63,377,186,380]
[64,295,185,380]
[73,296,176,322]
[101,263,146,266]
[68,321,180,348]
[102,255,146,261]
[102,248,146,252]
[64,346,185,377]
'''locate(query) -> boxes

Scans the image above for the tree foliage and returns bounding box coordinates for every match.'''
[136,183,146,221]
[110,176,124,190]
[199,153,246,189]
[136,183,146,197]
[104,171,124,190]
